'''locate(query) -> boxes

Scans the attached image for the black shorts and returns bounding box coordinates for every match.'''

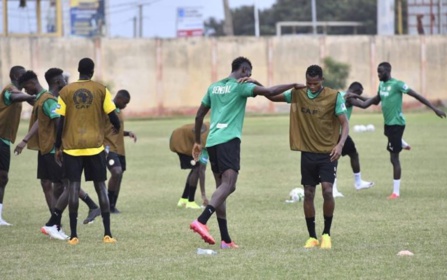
[63,151,107,182]
[301,152,337,186]
[341,135,357,156]
[106,151,126,172]
[177,153,195,169]
[0,140,10,172]
[207,138,240,175]
[384,125,405,153]
[37,151,64,181]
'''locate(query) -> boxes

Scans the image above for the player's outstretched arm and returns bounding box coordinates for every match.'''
[124,131,137,142]
[348,94,380,109]
[253,83,303,97]
[407,89,446,118]
[193,103,210,161]
[10,92,35,103]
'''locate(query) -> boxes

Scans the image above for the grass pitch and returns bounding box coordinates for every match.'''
[1,112,446,279]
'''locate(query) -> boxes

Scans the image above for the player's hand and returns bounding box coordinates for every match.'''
[237,77,254,83]
[55,149,63,167]
[14,140,27,155]
[434,108,446,118]
[192,143,202,161]
[202,195,209,206]
[330,144,343,162]
[111,127,119,134]
[128,131,137,142]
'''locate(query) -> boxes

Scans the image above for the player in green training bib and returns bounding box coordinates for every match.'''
[189,56,301,248]
[347,62,445,200]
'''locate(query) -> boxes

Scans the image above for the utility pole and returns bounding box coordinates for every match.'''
[254,0,260,37]
[223,0,234,36]
[133,16,137,38]
[311,0,317,34]
[138,4,143,37]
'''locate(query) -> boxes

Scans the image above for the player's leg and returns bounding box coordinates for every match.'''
[177,153,193,208]
[63,153,83,244]
[185,164,203,209]
[0,141,11,225]
[385,125,404,199]
[319,154,336,249]
[86,151,115,243]
[301,152,319,248]
[37,152,57,213]
[344,136,374,190]
[401,138,411,150]
[106,152,123,213]
[80,188,101,224]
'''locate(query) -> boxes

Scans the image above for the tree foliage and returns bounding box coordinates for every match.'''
[322,57,350,90]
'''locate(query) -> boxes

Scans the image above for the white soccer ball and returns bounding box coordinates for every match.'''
[366,124,375,132]
[289,188,304,202]
[353,125,366,132]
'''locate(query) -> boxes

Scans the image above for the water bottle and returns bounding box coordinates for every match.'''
[197,248,217,255]
[198,149,209,165]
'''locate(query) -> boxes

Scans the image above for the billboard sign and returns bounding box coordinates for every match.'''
[70,0,105,37]
[176,7,204,37]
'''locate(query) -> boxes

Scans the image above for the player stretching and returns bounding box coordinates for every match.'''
[347,62,445,199]
[190,56,300,248]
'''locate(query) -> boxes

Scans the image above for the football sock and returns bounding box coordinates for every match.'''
[306,217,317,239]
[69,212,78,238]
[217,218,231,243]
[0,203,3,219]
[181,182,189,199]
[102,212,112,237]
[46,208,63,227]
[332,178,339,193]
[354,172,362,185]
[108,191,117,209]
[393,180,400,195]
[322,215,333,235]
[80,193,98,209]
[198,205,215,225]
[188,185,197,202]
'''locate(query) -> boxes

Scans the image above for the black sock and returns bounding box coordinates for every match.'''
[188,185,197,202]
[322,215,333,236]
[69,212,78,238]
[306,217,317,239]
[102,212,112,237]
[108,191,117,210]
[80,193,98,209]
[181,182,189,199]
[197,205,215,225]
[217,218,231,243]
[46,208,63,227]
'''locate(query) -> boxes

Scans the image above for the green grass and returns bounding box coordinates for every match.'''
[1,112,447,280]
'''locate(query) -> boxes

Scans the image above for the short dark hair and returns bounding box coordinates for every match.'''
[10,66,25,78]
[378,62,392,72]
[306,65,323,78]
[348,81,363,93]
[78,58,95,74]
[117,89,130,99]
[18,70,38,85]
[231,57,252,72]
[45,68,63,85]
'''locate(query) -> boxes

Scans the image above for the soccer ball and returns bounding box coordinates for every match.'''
[289,187,304,202]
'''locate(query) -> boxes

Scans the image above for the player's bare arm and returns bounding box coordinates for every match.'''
[14,120,39,155]
[10,92,35,103]
[253,83,302,97]
[407,89,446,118]
[347,94,380,109]
[192,103,210,161]
[330,113,349,162]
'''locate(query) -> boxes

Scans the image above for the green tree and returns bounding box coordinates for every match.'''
[322,57,350,90]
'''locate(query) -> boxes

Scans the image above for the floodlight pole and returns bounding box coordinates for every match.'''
[254,0,260,37]
[311,0,317,35]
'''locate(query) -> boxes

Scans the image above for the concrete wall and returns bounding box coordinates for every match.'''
[1,35,446,117]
